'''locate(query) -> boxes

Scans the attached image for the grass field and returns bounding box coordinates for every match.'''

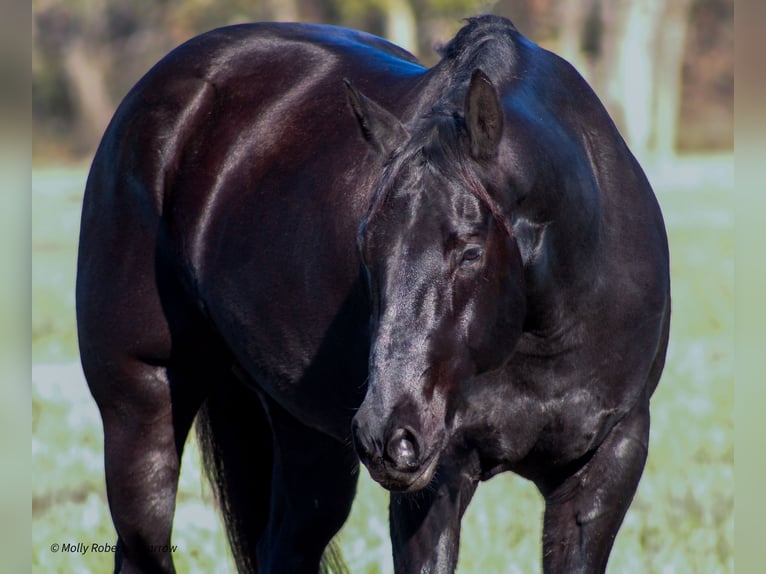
[32,159,733,573]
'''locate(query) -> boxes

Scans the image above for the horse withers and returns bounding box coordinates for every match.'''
[76,15,670,574]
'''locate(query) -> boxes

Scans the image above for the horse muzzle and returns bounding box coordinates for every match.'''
[351,416,444,492]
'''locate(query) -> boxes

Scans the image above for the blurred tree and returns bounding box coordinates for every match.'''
[557,0,599,78]
[335,0,418,53]
[654,0,694,159]
[608,0,669,160]
[33,0,114,155]
[32,0,732,161]
[553,0,732,159]
[384,0,417,53]
[678,0,733,151]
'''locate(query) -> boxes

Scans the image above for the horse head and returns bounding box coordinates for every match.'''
[348,70,526,491]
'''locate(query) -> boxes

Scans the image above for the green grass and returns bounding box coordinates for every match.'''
[32,160,733,572]
[32,167,83,363]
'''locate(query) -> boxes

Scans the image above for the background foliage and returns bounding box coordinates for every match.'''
[32,0,732,161]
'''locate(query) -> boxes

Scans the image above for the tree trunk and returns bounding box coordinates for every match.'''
[654,0,692,159]
[383,0,417,56]
[62,37,113,154]
[605,0,665,163]
[265,0,299,22]
[558,0,590,81]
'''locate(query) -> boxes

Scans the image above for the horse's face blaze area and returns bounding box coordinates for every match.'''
[350,112,527,492]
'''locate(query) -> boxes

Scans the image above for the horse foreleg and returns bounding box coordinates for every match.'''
[389,467,478,574]
[539,400,650,574]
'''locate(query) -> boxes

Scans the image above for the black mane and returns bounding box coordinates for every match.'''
[437,15,519,82]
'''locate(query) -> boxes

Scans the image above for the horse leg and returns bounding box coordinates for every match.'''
[257,399,359,573]
[539,400,650,574]
[89,360,207,574]
[389,465,478,574]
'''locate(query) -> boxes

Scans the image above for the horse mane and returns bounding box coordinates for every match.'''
[436,15,519,82]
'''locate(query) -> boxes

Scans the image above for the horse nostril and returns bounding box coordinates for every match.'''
[386,428,420,470]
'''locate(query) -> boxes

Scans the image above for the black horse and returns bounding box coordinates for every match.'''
[77,15,670,574]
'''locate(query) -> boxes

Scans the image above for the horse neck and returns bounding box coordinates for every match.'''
[510,134,605,336]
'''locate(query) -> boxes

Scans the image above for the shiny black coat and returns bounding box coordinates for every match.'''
[77,15,669,574]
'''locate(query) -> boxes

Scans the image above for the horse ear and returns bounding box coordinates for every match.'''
[464,69,504,160]
[344,79,408,159]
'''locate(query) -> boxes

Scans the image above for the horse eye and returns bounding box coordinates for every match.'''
[460,246,483,265]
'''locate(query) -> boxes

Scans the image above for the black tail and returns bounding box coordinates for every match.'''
[195,375,350,573]
[196,375,273,573]
[319,541,349,574]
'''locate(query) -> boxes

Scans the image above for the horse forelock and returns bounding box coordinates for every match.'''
[360,15,521,242]
[361,112,513,247]
[361,111,461,228]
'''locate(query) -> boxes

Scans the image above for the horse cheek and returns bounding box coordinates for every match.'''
[466,265,524,373]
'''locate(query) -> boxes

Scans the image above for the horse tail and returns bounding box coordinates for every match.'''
[320,540,350,574]
[195,375,272,574]
[196,373,350,574]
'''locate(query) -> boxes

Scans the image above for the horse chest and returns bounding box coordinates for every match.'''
[494,358,628,469]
